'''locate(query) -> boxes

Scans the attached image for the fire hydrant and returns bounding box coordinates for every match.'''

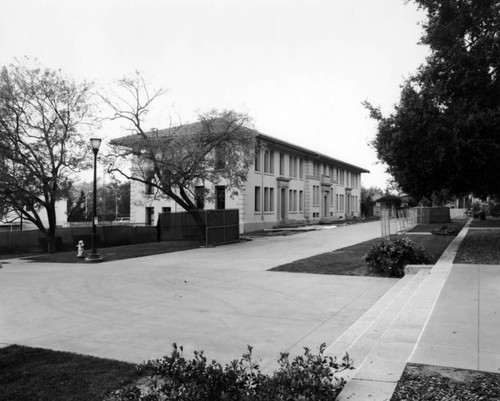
[76,240,85,258]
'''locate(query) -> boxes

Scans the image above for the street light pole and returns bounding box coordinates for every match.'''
[86,138,103,262]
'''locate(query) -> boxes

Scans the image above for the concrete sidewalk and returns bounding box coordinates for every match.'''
[336,219,500,400]
[0,221,396,370]
[410,263,500,372]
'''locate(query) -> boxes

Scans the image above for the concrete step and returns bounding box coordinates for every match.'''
[335,265,447,401]
[326,269,430,368]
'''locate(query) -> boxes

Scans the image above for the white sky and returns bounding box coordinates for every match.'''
[0,0,429,189]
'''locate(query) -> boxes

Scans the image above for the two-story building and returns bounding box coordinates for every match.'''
[124,127,369,233]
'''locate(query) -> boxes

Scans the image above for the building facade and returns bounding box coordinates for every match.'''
[128,131,369,233]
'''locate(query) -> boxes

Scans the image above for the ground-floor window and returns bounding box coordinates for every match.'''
[264,187,274,212]
[145,207,154,225]
[216,185,225,209]
[195,186,205,209]
[255,186,261,212]
[289,189,298,212]
[313,185,320,206]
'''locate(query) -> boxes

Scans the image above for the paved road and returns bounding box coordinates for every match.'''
[0,221,396,369]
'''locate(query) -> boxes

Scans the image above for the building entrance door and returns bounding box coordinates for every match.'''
[280,188,286,220]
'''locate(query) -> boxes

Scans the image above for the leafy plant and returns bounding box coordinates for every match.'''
[107,343,353,401]
[363,237,429,278]
[431,224,461,236]
[490,203,500,217]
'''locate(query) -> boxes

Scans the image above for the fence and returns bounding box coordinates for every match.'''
[380,208,418,238]
[158,209,239,247]
[0,225,158,254]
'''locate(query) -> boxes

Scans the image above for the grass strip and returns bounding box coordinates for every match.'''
[1,240,203,264]
[455,229,500,264]
[0,345,139,401]
[270,234,455,276]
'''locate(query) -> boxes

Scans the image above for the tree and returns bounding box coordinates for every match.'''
[0,59,96,252]
[67,190,87,222]
[366,0,500,201]
[360,186,384,216]
[104,73,256,213]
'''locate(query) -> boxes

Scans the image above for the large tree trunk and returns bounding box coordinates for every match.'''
[45,204,58,254]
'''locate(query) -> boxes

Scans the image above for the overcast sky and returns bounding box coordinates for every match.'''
[0,0,429,188]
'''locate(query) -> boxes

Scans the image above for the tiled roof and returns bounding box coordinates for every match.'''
[111,119,369,173]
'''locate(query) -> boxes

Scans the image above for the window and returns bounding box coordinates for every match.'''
[215,147,225,169]
[313,162,320,177]
[299,159,304,178]
[145,171,154,195]
[216,185,225,209]
[264,187,274,212]
[255,186,261,212]
[279,153,285,176]
[145,207,154,226]
[264,150,274,174]
[289,189,297,212]
[299,190,304,212]
[313,185,320,206]
[254,148,261,172]
[195,186,205,209]
[324,163,330,177]
[339,169,345,186]
[330,188,334,206]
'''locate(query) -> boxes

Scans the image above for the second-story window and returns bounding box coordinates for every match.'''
[289,156,297,178]
[264,149,274,174]
[279,153,285,176]
[145,171,154,195]
[215,147,226,169]
[313,162,317,177]
[254,147,261,172]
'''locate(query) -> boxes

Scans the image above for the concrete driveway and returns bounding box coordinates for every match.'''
[0,221,396,370]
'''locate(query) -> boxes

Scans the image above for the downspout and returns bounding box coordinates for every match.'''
[261,148,264,221]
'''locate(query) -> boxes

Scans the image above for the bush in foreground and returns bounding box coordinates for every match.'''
[107,343,353,401]
[363,237,429,278]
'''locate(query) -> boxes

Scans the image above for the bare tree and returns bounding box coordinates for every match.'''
[0,58,96,252]
[103,73,256,212]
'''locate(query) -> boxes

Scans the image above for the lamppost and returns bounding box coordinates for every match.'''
[86,138,103,262]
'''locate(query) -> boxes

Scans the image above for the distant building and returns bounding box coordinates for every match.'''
[0,200,67,231]
[120,124,369,233]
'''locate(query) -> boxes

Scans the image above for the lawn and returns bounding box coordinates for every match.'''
[390,363,500,401]
[454,229,500,264]
[1,240,203,263]
[270,232,455,277]
[0,345,139,401]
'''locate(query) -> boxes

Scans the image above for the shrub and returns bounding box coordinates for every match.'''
[363,237,429,278]
[107,343,353,401]
[431,224,461,236]
[490,203,500,217]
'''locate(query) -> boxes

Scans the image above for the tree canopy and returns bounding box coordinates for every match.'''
[367,0,500,201]
[105,73,256,211]
[0,59,96,251]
